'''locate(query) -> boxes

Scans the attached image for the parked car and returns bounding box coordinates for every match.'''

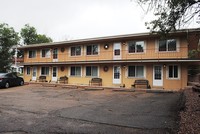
[0,72,24,88]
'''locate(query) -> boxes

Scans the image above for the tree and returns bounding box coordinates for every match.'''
[0,23,19,72]
[20,24,52,45]
[137,0,200,34]
[35,34,53,44]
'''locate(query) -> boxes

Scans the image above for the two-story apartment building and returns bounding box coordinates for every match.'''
[19,29,200,90]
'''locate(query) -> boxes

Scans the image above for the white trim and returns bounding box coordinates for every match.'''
[153,65,163,86]
[85,65,99,77]
[52,66,58,81]
[85,44,99,56]
[113,42,121,60]
[166,64,181,80]
[69,45,82,57]
[40,66,50,76]
[126,65,146,78]
[40,48,51,58]
[32,66,37,81]
[157,38,179,53]
[113,65,121,84]
[52,48,58,62]
[27,50,37,59]
[127,40,146,54]
[69,65,82,77]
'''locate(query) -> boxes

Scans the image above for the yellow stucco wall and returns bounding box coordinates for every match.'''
[22,37,189,90]
[23,37,188,63]
[24,62,188,90]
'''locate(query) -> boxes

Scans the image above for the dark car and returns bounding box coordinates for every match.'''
[0,72,24,88]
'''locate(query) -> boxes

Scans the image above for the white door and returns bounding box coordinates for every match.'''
[113,43,121,60]
[53,48,58,62]
[153,65,163,86]
[52,67,57,81]
[32,67,37,81]
[113,66,121,84]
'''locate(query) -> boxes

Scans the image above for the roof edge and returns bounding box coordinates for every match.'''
[18,28,200,49]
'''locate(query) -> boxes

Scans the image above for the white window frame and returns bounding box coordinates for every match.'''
[40,67,50,76]
[85,44,99,56]
[28,50,36,58]
[70,46,82,56]
[127,65,146,78]
[41,48,51,58]
[166,65,181,80]
[69,66,82,77]
[127,41,146,54]
[85,66,99,77]
[157,39,178,52]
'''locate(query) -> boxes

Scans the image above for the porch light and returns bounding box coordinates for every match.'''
[104,44,109,49]
[163,64,166,68]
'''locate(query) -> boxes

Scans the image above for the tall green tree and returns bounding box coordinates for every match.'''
[137,0,200,34]
[20,24,52,45]
[0,23,19,72]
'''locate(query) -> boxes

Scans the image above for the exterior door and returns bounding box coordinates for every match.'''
[113,66,121,84]
[52,67,57,81]
[53,48,58,62]
[32,67,37,81]
[113,43,121,60]
[153,65,163,86]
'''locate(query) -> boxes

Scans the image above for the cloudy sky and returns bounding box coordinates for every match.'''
[0,0,199,42]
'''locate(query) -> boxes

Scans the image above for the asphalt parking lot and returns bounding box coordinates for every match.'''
[0,84,182,134]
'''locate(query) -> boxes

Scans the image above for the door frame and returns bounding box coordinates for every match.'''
[32,67,37,81]
[113,65,121,84]
[153,65,163,87]
[113,43,121,60]
[52,66,58,81]
[53,48,58,62]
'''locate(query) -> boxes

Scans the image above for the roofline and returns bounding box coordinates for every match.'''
[18,28,200,49]
[20,59,200,66]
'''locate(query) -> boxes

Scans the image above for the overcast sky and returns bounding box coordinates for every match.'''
[0,0,199,42]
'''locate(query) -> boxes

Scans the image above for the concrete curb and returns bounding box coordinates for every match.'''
[84,87,104,91]
[112,88,135,92]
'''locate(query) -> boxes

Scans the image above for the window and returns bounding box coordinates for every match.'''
[71,46,81,56]
[41,67,49,75]
[28,50,36,58]
[159,39,176,52]
[70,66,81,76]
[86,66,98,77]
[86,45,98,55]
[128,41,144,53]
[26,67,30,75]
[128,66,144,77]
[168,65,179,79]
[41,49,51,58]
[53,48,58,59]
